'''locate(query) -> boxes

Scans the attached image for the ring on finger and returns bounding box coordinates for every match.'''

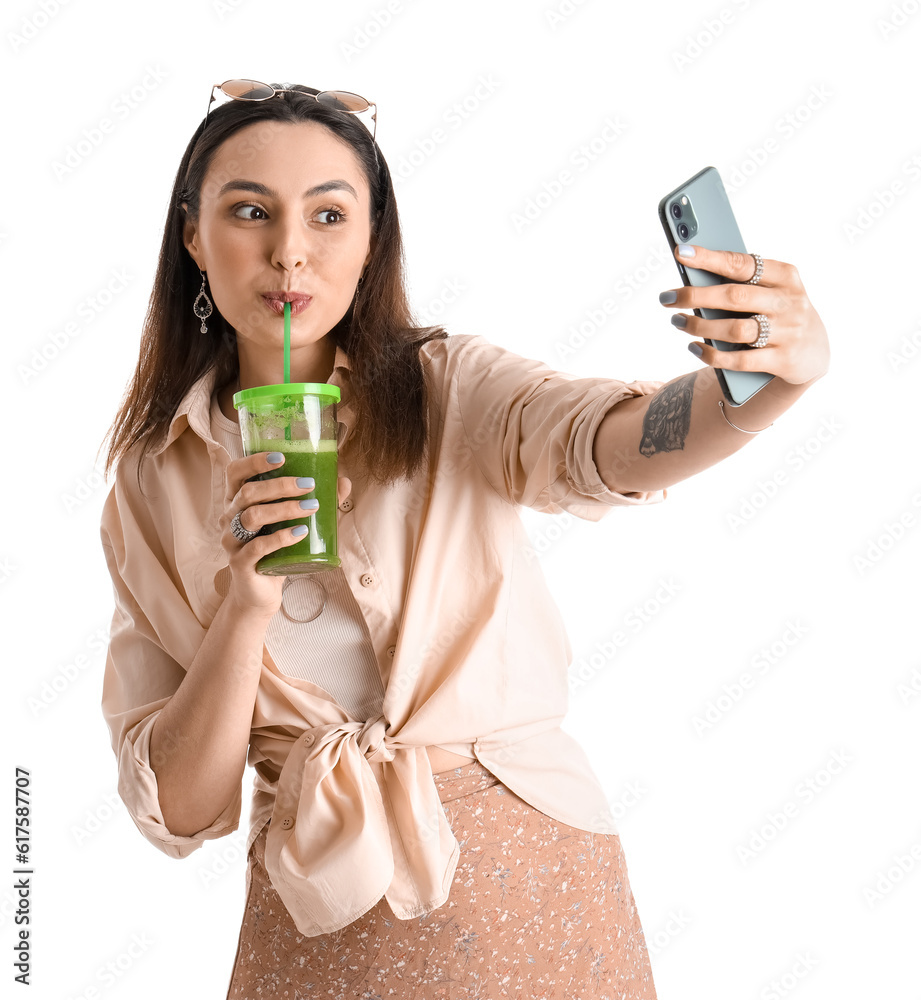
[231,509,261,543]
[745,252,764,285]
[750,313,771,349]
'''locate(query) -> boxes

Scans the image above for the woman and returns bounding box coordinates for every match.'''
[100,81,829,998]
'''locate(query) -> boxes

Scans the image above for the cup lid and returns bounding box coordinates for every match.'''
[233,382,341,408]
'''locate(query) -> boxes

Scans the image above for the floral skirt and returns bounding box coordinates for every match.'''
[225,759,657,999]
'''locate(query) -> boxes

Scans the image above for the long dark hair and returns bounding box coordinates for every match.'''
[101,84,446,487]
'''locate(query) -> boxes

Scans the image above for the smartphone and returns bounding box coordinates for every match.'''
[658,166,774,406]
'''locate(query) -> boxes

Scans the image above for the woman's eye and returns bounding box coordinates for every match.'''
[234,204,268,220]
[316,209,344,225]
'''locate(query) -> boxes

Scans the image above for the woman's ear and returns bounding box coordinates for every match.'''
[363,236,375,271]
[181,203,203,270]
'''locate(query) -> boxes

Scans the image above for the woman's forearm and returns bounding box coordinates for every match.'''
[593,364,821,493]
[148,588,274,838]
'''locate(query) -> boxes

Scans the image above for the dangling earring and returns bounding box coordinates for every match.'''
[193,268,213,335]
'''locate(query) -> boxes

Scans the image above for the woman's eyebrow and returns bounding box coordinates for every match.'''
[217,179,359,199]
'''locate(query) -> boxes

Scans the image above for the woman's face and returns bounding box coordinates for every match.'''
[183,120,373,358]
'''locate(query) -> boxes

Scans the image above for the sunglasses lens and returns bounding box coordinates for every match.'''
[317,90,371,113]
[221,79,275,101]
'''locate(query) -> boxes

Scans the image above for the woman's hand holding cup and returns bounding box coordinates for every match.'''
[220,451,350,619]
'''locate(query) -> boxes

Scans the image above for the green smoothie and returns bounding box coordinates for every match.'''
[252,439,340,575]
[233,380,341,577]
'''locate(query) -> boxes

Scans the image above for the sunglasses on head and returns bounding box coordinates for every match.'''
[206,79,377,143]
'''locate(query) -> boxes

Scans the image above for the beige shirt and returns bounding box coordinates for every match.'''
[100,333,666,936]
[208,394,479,770]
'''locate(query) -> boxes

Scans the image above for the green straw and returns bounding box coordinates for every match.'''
[284,302,291,440]
[284,301,291,383]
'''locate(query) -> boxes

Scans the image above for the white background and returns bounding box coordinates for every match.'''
[3,0,920,997]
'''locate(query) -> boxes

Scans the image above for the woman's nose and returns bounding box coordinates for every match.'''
[270,213,310,271]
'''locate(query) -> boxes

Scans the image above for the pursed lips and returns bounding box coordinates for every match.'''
[262,292,312,316]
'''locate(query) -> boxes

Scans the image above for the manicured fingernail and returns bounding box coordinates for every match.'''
[299,498,319,510]
[659,290,677,304]
[671,313,687,328]
[688,342,703,357]
[296,477,315,489]
[677,244,696,258]
[291,524,308,536]
[267,452,285,464]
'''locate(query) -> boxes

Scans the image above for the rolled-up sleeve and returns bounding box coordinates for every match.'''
[454,336,668,519]
[100,487,241,858]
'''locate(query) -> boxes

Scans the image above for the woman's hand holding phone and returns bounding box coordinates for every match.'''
[659,245,830,388]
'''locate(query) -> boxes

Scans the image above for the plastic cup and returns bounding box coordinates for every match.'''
[233,382,341,575]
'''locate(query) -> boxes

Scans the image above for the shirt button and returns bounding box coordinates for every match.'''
[386,645,396,658]
[339,497,354,512]
[303,734,315,746]
[281,817,293,829]
[360,573,375,587]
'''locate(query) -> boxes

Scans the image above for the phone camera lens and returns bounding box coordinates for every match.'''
[678,223,689,240]
[670,202,682,219]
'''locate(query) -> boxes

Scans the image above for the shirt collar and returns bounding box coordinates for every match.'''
[150,343,352,458]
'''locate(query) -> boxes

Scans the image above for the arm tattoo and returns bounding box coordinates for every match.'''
[638,371,698,457]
